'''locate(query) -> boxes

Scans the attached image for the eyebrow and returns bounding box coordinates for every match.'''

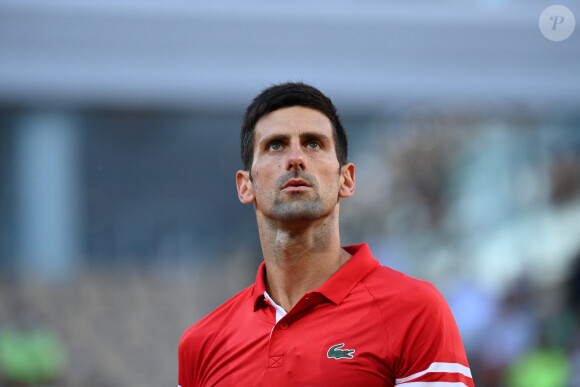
[259,132,331,149]
[259,134,289,149]
[300,131,331,144]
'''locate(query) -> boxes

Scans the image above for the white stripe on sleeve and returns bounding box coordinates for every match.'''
[395,383,470,387]
[395,362,472,384]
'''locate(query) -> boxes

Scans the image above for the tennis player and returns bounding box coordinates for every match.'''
[178,82,473,387]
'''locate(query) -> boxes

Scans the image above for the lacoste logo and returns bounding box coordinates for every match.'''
[327,343,355,360]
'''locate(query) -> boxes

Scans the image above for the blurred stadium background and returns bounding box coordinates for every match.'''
[1,1,579,386]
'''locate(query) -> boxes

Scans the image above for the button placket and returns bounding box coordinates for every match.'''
[268,355,285,368]
[268,321,289,368]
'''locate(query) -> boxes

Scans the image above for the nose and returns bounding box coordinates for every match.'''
[287,142,305,171]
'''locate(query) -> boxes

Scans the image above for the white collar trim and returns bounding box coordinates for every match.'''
[263,291,287,323]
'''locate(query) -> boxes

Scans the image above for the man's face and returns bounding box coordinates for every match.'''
[236,106,355,223]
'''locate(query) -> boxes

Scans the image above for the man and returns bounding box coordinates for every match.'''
[178,82,474,386]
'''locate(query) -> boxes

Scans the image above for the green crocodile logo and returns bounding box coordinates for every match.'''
[327,343,355,360]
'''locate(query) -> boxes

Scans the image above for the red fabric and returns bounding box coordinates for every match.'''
[178,243,473,387]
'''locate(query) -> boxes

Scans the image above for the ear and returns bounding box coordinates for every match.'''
[338,163,355,198]
[236,170,255,204]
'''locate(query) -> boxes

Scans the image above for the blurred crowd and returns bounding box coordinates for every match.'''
[458,250,580,386]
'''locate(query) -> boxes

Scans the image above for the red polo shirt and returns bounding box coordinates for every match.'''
[178,243,473,386]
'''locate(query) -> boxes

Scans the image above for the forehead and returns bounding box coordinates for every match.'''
[254,106,334,141]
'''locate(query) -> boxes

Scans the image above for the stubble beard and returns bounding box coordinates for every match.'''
[269,193,326,222]
[253,169,340,224]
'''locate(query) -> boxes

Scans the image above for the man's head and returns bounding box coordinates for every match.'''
[235,83,355,225]
[240,82,348,172]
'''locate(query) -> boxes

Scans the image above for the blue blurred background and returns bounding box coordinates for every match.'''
[1,1,579,386]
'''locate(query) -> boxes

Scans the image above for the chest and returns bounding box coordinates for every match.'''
[198,297,393,386]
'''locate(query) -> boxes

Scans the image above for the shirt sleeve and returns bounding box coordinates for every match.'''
[178,326,195,387]
[178,337,188,387]
[390,282,474,387]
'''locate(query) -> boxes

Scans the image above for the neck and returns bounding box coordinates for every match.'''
[256,212,350,312]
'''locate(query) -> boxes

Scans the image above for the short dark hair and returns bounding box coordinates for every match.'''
[240,82,348,171]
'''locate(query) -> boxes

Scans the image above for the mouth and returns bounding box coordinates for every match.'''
[282,179,311,191]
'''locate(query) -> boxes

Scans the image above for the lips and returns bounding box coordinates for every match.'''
[282,179,311,190]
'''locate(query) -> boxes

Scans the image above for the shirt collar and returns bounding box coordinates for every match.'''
[253,243,380,311]
[253,262,269,311]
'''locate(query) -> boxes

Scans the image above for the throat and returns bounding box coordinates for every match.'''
[263,244,351,312]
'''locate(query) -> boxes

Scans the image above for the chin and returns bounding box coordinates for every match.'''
[269,202,331,222]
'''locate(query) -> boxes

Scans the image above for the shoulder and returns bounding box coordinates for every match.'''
[178,284,257,386]
[179,284,255,352]
[360,266,468,360]
[344,243,445,309]
[361,265,450,317]
[363,265,442,298]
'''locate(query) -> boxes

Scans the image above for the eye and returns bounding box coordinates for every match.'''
[306,141,320,149]
[268,142,283,151]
